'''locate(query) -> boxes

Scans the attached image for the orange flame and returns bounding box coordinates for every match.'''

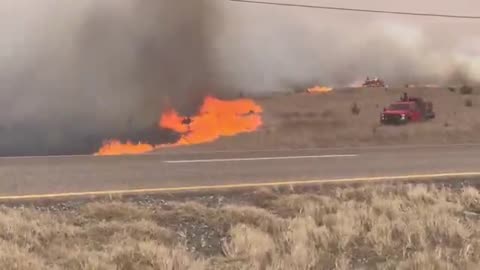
[306,86,333,94]
[95,96,263,156]
[160,96,262,146]
[94,140,154,156]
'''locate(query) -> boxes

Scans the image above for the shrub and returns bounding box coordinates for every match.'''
[351,102,360,115]
[465,99,473,107]
[460,85,473,95]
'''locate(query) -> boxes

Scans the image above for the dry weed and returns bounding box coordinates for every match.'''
[222,224,274,269]
[2,184,480,269]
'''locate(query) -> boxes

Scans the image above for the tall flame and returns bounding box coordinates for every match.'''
[160,96,262,146]
[95,96,263,156]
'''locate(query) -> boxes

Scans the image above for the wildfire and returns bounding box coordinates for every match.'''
[95,96,263,156]
[306,86,333,94]
[160,96,262,146]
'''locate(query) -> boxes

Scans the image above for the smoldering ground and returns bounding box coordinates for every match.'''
[2,0,480,156]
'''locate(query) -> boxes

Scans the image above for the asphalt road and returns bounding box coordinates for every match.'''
[1,144,480,198]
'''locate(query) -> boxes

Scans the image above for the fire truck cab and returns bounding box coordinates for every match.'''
[380,93,435,125]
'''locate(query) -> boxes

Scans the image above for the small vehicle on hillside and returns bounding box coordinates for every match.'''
[380,93,435,125]
[363,77,386,87]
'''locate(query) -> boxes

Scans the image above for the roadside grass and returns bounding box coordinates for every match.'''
[2,183,480,269]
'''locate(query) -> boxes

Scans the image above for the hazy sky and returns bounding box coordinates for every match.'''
[212,0,480,91]
[249,0,480,14]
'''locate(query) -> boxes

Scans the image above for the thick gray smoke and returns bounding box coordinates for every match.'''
[0,0,215,155]
[2,0,480,155]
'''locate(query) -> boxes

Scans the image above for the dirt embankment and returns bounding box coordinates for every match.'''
[3,183,480,269]
[163,87,480,152]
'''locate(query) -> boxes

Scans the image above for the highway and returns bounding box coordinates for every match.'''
[1,143,480,199]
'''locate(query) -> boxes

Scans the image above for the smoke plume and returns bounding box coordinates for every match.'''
[0,0,215,155]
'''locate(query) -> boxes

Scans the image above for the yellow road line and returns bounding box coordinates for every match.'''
[1,171,479,201]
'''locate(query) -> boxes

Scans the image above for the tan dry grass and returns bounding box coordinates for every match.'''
[2,184,480,269]
[255,87,480,148]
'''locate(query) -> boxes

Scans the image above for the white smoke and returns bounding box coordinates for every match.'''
[211,0,480,91]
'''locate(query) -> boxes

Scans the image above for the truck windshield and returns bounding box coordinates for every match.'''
[388,103,411,110]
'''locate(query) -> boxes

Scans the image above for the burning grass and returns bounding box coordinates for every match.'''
[4,183,480,269]
[306,86,333,94]
[147,86,480,154]
[95,86,480,155]
[95,96,263,156]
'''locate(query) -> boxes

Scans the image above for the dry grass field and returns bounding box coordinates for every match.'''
[162,86,480,152]
[259,86,480,148]
[3,183,480,269]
